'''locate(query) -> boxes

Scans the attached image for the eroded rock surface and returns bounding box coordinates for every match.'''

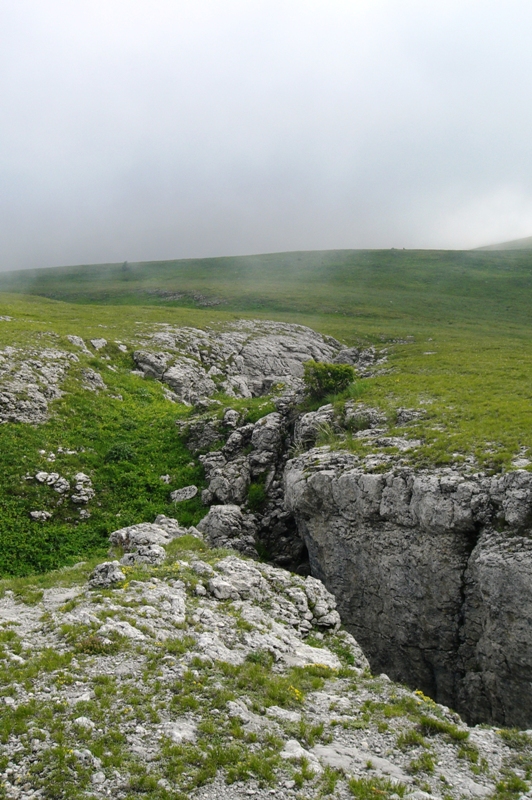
[1,520,525,800]
[285,449,532,727]
[133,320,382,405]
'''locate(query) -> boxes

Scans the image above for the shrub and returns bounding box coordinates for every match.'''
[104,442,136,463]
[247,481,267,512]
[303,360,355,399]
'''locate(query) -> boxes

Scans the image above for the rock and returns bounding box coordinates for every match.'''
[67,335,91,354]
[90,338,107,350]
[70,473,94,504]
[312,742,409,783]
[81,368,106,391]
[200,456,251,505]
[99,620,146,640]
[88,561,125,588]
[197,505,257,557]
[134,320,344,403]
[170,485,198,502]
[154,514,193,537]
[223,408,241,428]
[266,706,301,724]
[73,716,95,730]
[160,720,197,744]
[285,449,532,727]
[249,412,284,474]
[109,521,175,550]
[30,510,52,521]
[280,740,323,774]
[208,576,241,601]
[120,545,166,566]
[294,405,336,448]
[162,359,216,405]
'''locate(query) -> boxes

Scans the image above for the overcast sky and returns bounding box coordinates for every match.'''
[1,1,532,271]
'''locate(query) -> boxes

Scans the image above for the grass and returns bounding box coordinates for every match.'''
[3,246,532,576]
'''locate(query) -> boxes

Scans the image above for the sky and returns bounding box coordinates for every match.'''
[1,0,532,271]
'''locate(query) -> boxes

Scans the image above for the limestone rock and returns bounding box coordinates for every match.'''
[196,505,257,557]
[109,522,175,551]
[81,368,106,391]
[170,485,198,502]
[88,561,125,588]
[285,449,532,726]
[120,544,166,566]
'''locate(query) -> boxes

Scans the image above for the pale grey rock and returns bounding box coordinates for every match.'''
[109,521,174,550]
[67,335,91,354]
[70,472,94,504]
[160,720,197,744]
[73,716,95,730]
[249,412,284,474]
[81,368,106,391]
[294,405,336,448]
[88,561,125,588]
[333,345,388,376]
[208,576,240,601]
[163,359,216,405]
[120,544,166,566]
[266,705,301,724]
[90,338,107,350]
[226,700,274,734]
[201,456,251,505]
[153,514,193,537]
[223,408,241,428]
[312,742,409,783]
[30,510,52,521]
[0,346,76,423]
[99,619,146,640]
[280,740,323,774]
[135,320,344,404]
[170,485,198,502]
[133,350,169,378]
[197,505,257,556]
[285,449,532,726]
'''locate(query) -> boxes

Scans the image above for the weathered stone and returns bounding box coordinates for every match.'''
[196,505,257,557]
[88,561,125,588]
[285,449,532,726]
[170,485,198,502]
[120,545,166,566]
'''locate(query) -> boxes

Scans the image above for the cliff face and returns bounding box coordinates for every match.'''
[285,449,532,727]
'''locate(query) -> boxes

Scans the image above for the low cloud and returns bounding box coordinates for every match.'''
[1,0,532,270]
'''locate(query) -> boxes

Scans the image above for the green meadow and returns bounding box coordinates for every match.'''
[1,247,532,577]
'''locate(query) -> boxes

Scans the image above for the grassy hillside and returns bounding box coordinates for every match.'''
[1,248,532,578]
[2,248,532,329]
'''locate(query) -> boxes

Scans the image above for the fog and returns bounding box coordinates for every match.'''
[1,0,532,271]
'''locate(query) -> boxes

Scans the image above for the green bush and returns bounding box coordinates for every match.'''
[303,360,355,399]
[104,442,136,463]
[247,481,267,512]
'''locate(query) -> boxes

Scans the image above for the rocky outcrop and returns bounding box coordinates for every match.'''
[285,448,532,727]
[132,320,383,405]
[1,518,528,799]
[0,346,79,423]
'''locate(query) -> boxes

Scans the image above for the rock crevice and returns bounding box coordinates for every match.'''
[284,449,532,727]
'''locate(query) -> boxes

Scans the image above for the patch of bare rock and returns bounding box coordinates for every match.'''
[1,517,527,800]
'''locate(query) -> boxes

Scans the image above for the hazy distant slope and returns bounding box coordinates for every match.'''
[1,248,532,328]
[476,235,532,250]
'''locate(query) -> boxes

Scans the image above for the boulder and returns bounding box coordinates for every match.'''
[88,561,125,588]
[196,505,257,557]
